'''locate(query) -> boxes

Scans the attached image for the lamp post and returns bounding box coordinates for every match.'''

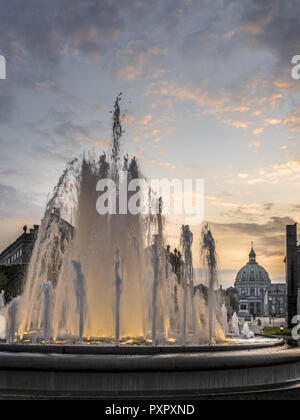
[269,297,273,325]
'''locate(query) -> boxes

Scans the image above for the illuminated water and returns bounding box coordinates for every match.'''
[8,97,225,346]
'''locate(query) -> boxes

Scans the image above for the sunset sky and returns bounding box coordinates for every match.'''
[0,0,300,288]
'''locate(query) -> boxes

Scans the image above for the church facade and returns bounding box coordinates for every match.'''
[234,246,286,319]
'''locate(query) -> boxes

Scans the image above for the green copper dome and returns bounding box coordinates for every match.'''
[235,245,271,285]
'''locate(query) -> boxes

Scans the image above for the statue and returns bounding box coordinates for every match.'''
[232,312,240,336]
[242,322,255,339]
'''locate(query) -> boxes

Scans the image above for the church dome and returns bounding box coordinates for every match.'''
[235,245,271,285]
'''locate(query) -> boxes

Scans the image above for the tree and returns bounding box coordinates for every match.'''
[0,271,7,291]
[229,294,239,313]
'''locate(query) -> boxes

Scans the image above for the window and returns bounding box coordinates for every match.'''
[240,305,247,311]
[250,288,255,297]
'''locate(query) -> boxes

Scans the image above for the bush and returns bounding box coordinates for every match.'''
[263,326,292,336]
[0,264,28,304]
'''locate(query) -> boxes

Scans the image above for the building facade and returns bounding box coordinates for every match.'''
[285,224,300,327]
[0,225,39,265]
[270,283,286,318]
[234,245,286,319]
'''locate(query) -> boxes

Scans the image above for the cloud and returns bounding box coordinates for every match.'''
[249,140,262,148]
[116,43,165,81]
[0,0,124,92]
[237,0,300,71]
[253,127,264,135]
[0,184,43,219]
[212,216,295,236]
[236,158,300,185]
[263,203,274,211]
[283,107,300,131]
[222,119,249,130]
[150,159,176,170]
[0,95,15,123]
[139,114,153,126]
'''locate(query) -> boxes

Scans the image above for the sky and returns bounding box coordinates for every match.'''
[0,0,300,288]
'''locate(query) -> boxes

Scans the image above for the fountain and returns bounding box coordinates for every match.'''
[232,312,240,336]
[114,248,122,347]
[11,95,226,347]
[42,282,52,344]
[72,260,87,344]
[151,235,160,347]
[180,225,195,346]
[201,224,220,345]
[7,298,19,343]
[0,96,294,400]
[221,304,228,337]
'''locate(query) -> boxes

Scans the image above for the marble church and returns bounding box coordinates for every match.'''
[234,245,286,319]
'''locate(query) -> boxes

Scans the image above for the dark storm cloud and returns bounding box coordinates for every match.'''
[238,0,300,65]
[181,0,300,88]
[0,0,124,90]
[1,0,123,59]
[1,0,299,88]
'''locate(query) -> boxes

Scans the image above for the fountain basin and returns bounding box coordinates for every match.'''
[0,339,299,400]
[0,337,284,355]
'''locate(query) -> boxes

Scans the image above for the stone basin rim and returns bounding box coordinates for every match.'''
[0,344,296,373]
[0,337,285,355]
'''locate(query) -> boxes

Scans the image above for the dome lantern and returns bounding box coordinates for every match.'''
[249,242,256,264]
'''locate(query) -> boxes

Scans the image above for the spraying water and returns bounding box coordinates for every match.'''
[232,312,240,336]
[201,224,219,345]
[8,298,19,343]
[17,96,226,346]
[114,247,122,346]
[151,235,161,347]
[221,304,228,336]
[19,96,147,341]
[180,225,194,346]
[42,282,53,344]
[0,291,5,311]
[72,260,87,344]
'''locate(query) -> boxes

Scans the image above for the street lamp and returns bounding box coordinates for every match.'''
[269,297,275,325]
